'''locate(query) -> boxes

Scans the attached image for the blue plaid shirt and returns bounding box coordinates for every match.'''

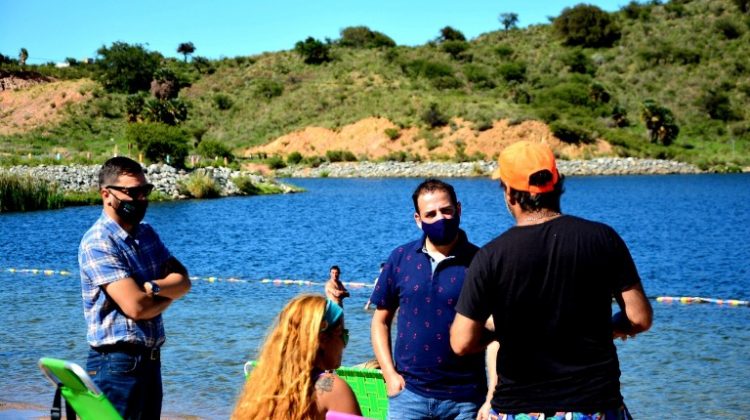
[79,212,171,348]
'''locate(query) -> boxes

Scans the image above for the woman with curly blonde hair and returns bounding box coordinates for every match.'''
[232,294,361,420]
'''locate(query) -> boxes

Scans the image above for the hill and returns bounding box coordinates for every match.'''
[0,0,748,171]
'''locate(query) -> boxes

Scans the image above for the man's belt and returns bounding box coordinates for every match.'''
[92,342,160,360]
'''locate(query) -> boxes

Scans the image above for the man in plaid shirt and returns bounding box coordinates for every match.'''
[79,157,191,419]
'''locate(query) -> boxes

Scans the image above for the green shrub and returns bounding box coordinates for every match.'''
[554,4,621,48]
[213,93,233,110]
[621,1,650,20]
[294,37,333,64]
[498,62,527,83]
[495,45,514,59]
[716,18,743,39]
[382,151,421,162]
[126,122,189,167]
[0,173,64,212]
[125,93,147,122]
[441,40,469,60]
[232,176,283,195]
[142,98,188,125]
[197,139,234,162]
[302,155,325,168]
[431,75,463,90]
[266,156,287,169]
[464,64,496,89]
[287,151,303,164]
[422,132,442,151]
[611,105,630,127]
[535,81,594,108]
[384,128,401,140]
[550,121,594,144]
[339,26,396,48]
[402,59,454,80]
[701,89,740,121]
[562,49,595,75]
[731,0,749,13]
[179,172,221,198]
[254,79,284,99]
[438,26,466,42]
[421,103,449,128]
[326,150,357,162]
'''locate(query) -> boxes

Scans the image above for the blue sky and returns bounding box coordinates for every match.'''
[2,0,625,65]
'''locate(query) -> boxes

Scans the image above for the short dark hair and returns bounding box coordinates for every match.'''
[502,171,565,212]
[330,265,340,272]
[411,178,458,214]
[98,157,145,188]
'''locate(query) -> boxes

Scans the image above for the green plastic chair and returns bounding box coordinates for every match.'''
[38,357,123,420]
[244,362,387,419]
[334,367,387,420]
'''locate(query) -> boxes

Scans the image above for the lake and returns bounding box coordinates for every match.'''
[1,175,749,418]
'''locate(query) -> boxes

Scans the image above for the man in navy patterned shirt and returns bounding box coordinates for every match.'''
[79,157,191,419]
[370,178,495,420]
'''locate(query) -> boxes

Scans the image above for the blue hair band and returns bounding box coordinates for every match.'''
[322,299,343,331]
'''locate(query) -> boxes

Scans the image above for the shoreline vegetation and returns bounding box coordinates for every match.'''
[0,157,707,213]
[0,163,302,213]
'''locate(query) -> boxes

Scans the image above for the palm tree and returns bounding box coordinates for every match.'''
[19,48,28,66]
[177,42,195,62]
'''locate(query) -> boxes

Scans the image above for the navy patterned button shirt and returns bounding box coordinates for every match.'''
[370,230,487,400]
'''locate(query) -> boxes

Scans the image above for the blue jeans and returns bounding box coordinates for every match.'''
[86,349,162,420]
[388,387,482,420]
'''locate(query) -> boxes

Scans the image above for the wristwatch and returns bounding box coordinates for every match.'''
[146,281,161,296]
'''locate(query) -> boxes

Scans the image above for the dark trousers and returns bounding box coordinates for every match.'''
[86,347,162,420]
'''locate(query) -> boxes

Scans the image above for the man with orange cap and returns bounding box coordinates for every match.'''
[450,140,653,419]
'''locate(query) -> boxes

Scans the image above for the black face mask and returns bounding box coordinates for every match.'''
[113,195,148,225]
[421,216,460,246]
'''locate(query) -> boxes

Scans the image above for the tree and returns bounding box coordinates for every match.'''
[294,37,332,64]
[96,42,162,93]
[177,42,196,62]
[19,48,28,66]
[641,100,679,146]
[554,4,621,48]
[499,13,519,31]
[438,26,466,42]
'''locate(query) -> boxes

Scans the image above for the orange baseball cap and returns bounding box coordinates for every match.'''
[492,140,559,193]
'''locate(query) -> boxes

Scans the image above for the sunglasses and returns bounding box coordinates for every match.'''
[106,184,154,199]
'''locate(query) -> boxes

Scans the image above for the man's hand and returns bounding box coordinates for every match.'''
[476,399,492,420]
[383,370,405,397]
[325,279,349,305]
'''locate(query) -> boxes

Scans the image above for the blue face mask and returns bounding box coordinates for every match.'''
[421,216,460,245]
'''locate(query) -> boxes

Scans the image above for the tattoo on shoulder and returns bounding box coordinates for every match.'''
[315,374,334,393]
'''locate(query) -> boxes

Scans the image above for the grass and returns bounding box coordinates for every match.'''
[179,172,222,198]
[0,173,64,212]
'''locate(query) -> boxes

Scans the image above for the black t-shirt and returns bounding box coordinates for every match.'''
[456,215,641,413]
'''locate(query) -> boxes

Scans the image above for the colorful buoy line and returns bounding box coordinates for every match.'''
[4,267,73,276]
[654,296,749,307]
[3,268,374,288]
[6,269,744,304]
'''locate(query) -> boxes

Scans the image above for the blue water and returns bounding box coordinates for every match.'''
[1,175,749,418]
